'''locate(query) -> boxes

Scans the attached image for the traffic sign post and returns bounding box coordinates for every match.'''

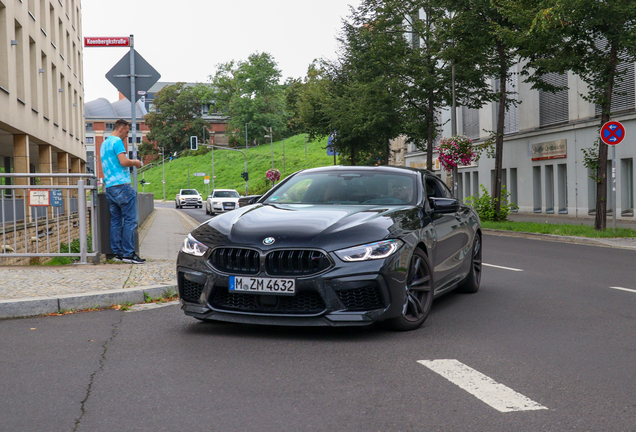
[600,121,626,231]
[94,35,161,192]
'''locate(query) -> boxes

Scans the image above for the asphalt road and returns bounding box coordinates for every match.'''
[1,210,635,431]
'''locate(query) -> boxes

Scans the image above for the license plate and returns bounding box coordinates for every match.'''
[229,276,295,295]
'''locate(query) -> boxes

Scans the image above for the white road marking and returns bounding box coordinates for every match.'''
[483,263,524,272]
[125,300,180,312]
[609,286,636,294]
[418,359,548,413]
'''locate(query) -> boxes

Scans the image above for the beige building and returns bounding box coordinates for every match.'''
[0,0,86,185]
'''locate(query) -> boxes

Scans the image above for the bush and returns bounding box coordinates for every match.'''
[465,185,517,222]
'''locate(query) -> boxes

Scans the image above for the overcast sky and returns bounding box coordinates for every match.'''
[81,0,361,103]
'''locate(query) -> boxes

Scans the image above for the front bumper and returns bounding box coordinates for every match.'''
[176,249,409,327]
[211,202,237,213]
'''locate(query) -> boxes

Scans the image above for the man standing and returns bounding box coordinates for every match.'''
[100,119,145,264]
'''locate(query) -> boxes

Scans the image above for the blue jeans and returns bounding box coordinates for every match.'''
[106,183,137,257]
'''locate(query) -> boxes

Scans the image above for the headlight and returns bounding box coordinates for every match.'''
[335,239,403,262]
[213,201,222,205]
[181,234,209,257]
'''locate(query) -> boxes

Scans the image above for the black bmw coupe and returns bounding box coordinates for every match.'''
[177,165,482,331]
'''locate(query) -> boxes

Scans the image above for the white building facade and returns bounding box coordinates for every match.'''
[404,63,635,220]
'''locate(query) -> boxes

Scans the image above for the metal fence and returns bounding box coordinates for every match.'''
[0,173,98,264]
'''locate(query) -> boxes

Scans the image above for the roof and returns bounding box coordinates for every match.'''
[84,98,147,120]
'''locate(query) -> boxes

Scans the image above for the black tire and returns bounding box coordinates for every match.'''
[457,233,482,294]
[205,205,209,215]
[387,249,434,331]
[175,202,179,209]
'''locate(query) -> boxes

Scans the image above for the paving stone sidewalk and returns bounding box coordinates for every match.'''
[0,206,200,318]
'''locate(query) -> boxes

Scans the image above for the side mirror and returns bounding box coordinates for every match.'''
[430,197,460,214]
[248,196,262,205]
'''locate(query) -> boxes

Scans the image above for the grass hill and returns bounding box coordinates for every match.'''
[137,134,335,199]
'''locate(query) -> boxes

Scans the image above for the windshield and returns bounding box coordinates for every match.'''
[181,189,199,195]
[213,190,240,198]
[264,171,417,205]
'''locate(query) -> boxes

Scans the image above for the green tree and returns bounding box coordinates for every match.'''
[342,0,493,170]
[144,83,208,155]
[209,52,288,146]
[512,0,636,230]
[445,0,524,215]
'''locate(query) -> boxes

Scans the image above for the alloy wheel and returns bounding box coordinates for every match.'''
[402,251,433,323]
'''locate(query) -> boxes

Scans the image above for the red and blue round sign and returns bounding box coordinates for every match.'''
[600,121,626,145]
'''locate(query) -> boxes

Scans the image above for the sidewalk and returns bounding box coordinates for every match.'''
[1,208,635,319]
[0,205,201,319]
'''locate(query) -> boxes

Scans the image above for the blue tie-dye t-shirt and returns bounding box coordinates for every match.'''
[100,135,130,188]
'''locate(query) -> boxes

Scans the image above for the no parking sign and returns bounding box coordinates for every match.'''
[600,121,625,145]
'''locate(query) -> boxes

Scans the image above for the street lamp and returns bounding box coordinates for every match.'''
[245,122,249,151]
[205,144,248,196]
[263,126,273,169]
[160,147,165,200]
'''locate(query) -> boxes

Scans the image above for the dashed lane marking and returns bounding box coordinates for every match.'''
[418,359,548,413]
[125,300,180,312]
[483,263,524,272]
[609,286,636,294]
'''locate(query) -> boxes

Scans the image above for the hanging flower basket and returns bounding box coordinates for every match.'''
[266,169,281,186]
[435,135,477,171]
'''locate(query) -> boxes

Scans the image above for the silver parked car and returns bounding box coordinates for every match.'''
[206,189,241,215]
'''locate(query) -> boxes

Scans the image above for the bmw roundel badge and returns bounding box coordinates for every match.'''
[263,237,275,245]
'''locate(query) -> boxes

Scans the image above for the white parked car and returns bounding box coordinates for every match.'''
[206,189,240,215]
[176,189,202,209]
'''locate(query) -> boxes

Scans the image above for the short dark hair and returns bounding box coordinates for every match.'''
[114,119,130,130]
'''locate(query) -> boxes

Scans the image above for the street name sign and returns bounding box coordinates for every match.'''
[84,37,130,47]
[193,173,206,177]
[600,121,625,145]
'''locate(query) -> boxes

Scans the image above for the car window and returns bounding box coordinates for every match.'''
[213,191,240,198]
[181,189,199,195]
[425,177,453,199]
[266,171,417,205]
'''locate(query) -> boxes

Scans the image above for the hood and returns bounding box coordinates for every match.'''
[192,203,419,252]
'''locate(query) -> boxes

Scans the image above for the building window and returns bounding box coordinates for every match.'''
[545,165,554,213]
[509,168,518,211]
[464,171,471,201]
[106,123,114,131]
[85,137,94,144]
[533,166,542,212]
[86,122,93,131]
[558,164,568,214]
[539,73,569,126]
[621,158,634,216]
[472,172,479,197]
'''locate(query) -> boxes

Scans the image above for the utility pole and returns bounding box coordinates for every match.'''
[187,164,190,188]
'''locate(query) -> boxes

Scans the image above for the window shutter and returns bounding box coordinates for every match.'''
[462,106,480,139]
[595,60,635,115]
[501,67,519,134]
[539,73,569,126]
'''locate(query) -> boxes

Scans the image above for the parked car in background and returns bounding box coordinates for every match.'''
[177,165,482,331]
[175,189,202,209]
[206,189,241,215]
[238,195,262,208]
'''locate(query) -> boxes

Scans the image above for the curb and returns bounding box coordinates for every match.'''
[0,283,178,320]
[482,229,636,250]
